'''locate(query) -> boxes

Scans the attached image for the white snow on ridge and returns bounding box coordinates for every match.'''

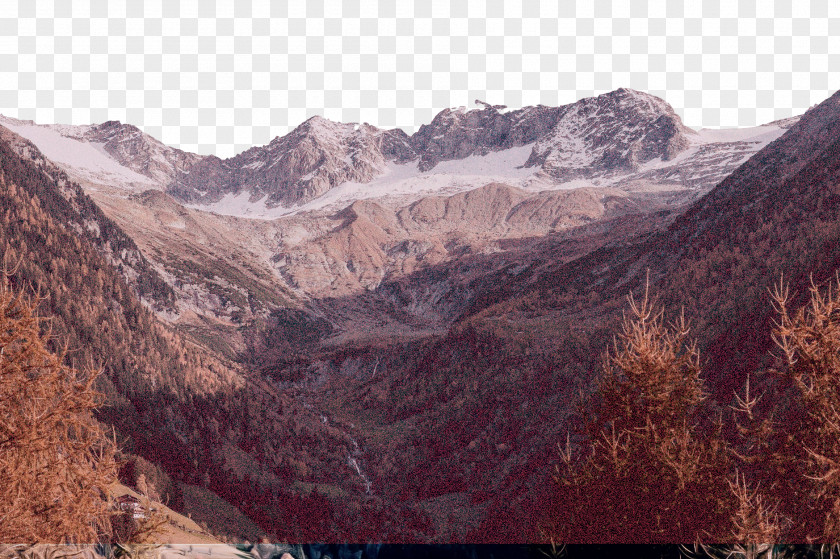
[632,123,788,175]
[192,144,539,220]
[190,122,790,221]
[693,123,787,144]
[428,144,535,177]
[1,110,793,222]
[0,115,156,189]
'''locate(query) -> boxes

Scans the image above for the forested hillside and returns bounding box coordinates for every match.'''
[0,134,429,541]
[249,91,840,542]
[6,89,840,543]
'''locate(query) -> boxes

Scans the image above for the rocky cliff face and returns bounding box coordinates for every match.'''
[525,88,694,180]
[164,89,697,209]
[0,88,801,332]
[410,89,693,178]
[2,89,794,221]
[169,117,417,207]
[410,101,565,171]
[79,121,204,184]
[0,115,205,190]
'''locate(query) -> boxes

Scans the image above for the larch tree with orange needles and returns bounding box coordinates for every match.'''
[768,275,840,541]
[546,283,733,543]
[0,275,118,543]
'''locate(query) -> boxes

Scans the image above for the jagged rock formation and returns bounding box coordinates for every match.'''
[526,88,693,179]
[410,101,564,171]
[0,116,204,188]
[77,120,204,184]
[164,89,792,212]
[0,88,800,328]
[1,89,795,219]
[169,117,417,207]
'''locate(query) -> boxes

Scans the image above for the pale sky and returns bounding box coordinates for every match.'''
[0,0,836,157]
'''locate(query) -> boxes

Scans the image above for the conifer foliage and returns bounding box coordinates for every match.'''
[547,274,840,544]
[0,275,117,543]
[768,276,840,541]
[546,285,732,543]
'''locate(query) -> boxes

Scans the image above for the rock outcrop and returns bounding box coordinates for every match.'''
[169,117,417,207]
[79,120,204,184]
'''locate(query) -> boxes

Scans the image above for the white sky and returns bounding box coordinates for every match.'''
[0,0,837,157]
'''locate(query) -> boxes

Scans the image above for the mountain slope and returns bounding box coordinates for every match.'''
[0,91,795,341]
[2,90,793,223]
[167,89,789,217]
[253,89,840,542]
[80,120,204,184]
[461,90,840,536]
[526,87,693,179]
[269,182,656,301]
[0,125,240,413]
[0,115,203,190]
[169,117,416,207]
[656,89,840,395]
[0,124,179,313]
[2,89,831,542]
[0,133,427,541]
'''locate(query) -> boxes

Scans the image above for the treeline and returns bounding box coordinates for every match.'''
[0,129,177,311]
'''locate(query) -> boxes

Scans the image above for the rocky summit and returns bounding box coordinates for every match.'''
[0,89,797,329]
[169,117,417,207]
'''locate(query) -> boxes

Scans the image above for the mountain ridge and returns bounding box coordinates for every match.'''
[1,89,797,219]
[0,88,800,338]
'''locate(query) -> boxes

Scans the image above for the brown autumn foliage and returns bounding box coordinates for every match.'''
[546,274,840,544]
[0,275,118,543]
[2,131,414,541]
[726,471,781,544]
[766,275,840,542]
[545,284,733,543]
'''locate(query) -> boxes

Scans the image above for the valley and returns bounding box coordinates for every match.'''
[4,87,840,542]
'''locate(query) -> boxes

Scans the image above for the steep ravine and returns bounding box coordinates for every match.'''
[302,400,374,496]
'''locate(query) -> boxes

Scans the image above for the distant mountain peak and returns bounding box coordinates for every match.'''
[1,88,802,218]
[528,89,694,179]
[170,112,420,207]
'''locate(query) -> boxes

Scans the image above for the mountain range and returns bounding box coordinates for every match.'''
[0,89,793,329]
[1,87,838,542]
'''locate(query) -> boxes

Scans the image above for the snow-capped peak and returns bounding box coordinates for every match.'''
[0,88,801,223]
[0,115,204,190]
[527,89,694,179]
[0,114,157,188]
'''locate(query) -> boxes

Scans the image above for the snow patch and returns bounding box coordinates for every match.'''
[430,144,536,176]
[191,144,539,219]
[0,115,156,189]
[525,178,599,191]
[187,120,786,221]
[632,124,787,175]
[693,123,786,145]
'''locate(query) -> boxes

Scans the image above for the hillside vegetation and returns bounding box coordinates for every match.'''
[0,135,431,541]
